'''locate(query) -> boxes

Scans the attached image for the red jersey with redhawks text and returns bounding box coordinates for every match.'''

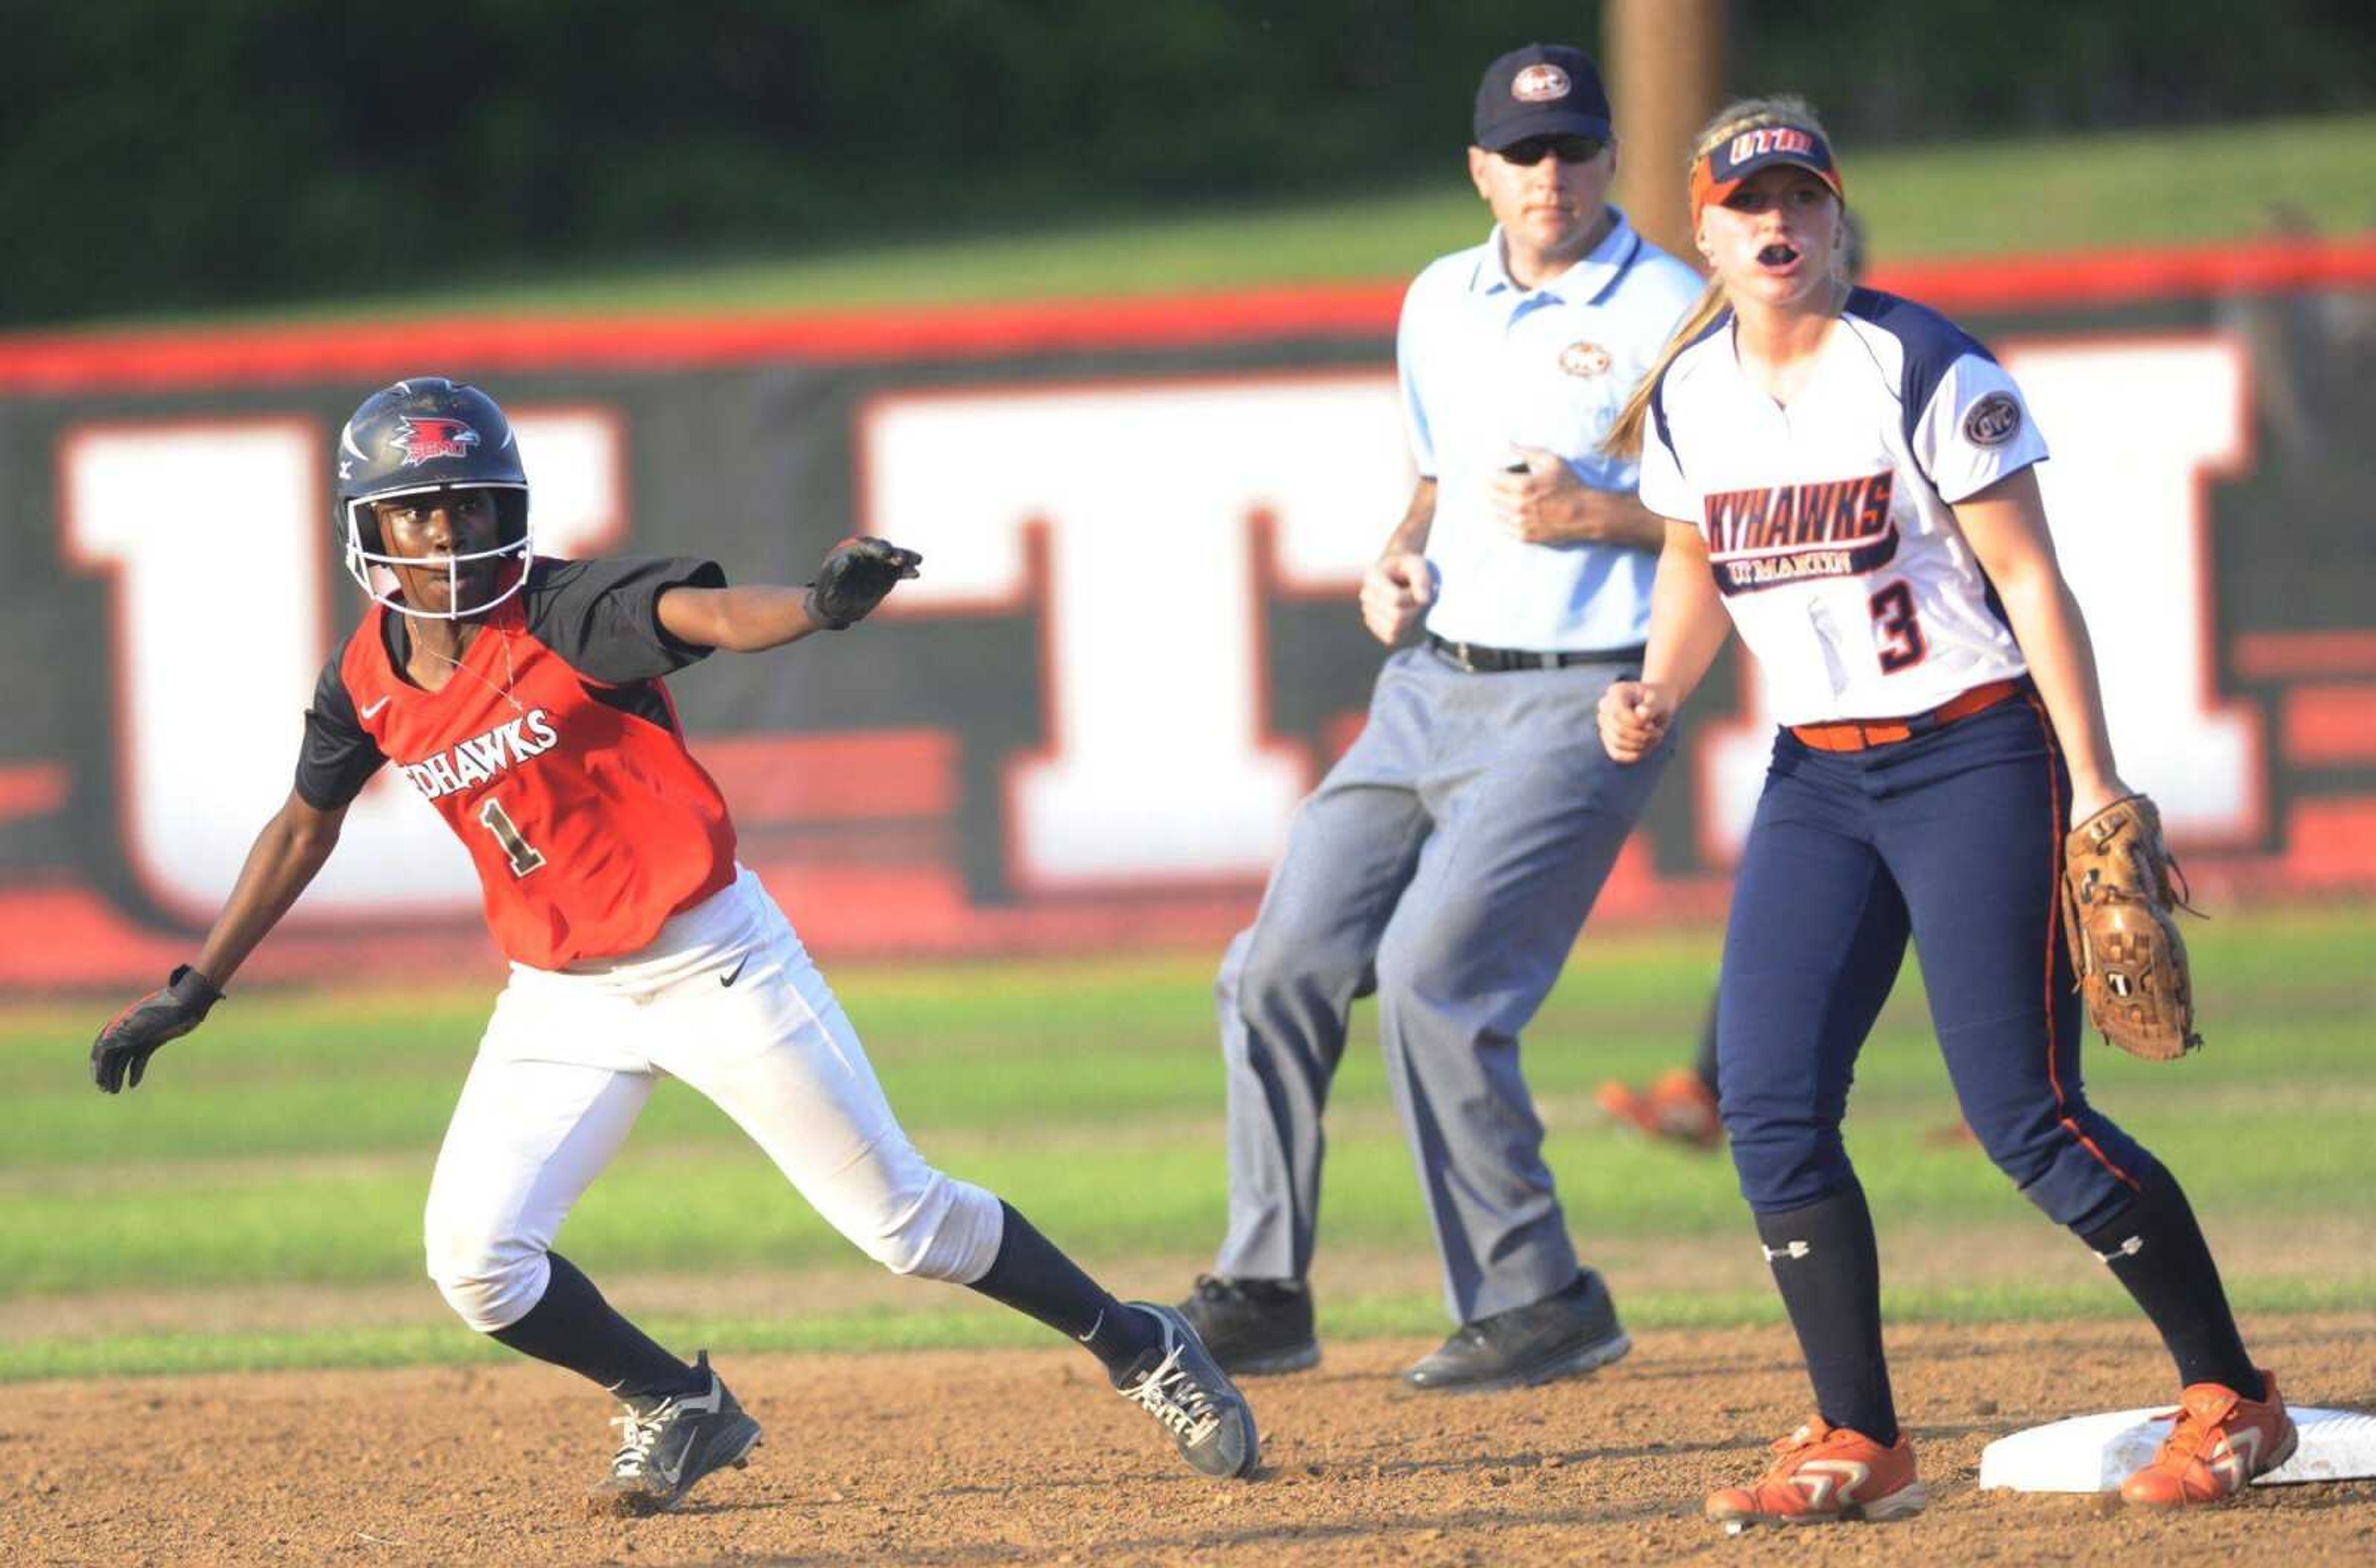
[295,556,736,968]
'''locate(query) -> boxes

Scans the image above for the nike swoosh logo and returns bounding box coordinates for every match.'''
[718,956,748,988]
[360,696,392,720]
[1075,1308,1104,1345]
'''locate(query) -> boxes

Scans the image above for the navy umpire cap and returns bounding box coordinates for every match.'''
[1473,43,1612,150]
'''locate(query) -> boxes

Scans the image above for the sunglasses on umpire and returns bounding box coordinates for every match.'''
[1496,134,1606,166]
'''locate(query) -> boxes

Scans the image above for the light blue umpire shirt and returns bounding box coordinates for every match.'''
[1398,207,1705,652]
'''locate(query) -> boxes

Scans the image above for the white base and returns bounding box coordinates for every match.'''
[1978,1405,2376,1493]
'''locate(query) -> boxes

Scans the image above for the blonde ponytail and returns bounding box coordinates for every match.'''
[1602,95,1838,459]
[1604,275,1726,459]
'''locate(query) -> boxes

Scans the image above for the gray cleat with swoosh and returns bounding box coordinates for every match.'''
[1116,1304,1260,1479]
[588,1351,762,1516]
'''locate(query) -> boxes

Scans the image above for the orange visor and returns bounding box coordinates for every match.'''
[1689,124,1844,228]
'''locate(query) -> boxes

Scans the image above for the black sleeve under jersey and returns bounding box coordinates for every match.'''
[294,637,389,810]
[521,556,729,685]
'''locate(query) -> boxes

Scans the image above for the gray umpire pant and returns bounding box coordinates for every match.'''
[1213,642,1669,1325]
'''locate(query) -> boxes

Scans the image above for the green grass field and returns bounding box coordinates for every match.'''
[14,114,2373,1385]
[4,905,2367,1382]
[117,113,2376,329]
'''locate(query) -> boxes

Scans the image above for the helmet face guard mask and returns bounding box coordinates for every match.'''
[342,481,531,621]
[334,378,533,621]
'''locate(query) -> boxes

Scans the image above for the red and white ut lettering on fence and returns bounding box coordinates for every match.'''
[859,373,1410,889]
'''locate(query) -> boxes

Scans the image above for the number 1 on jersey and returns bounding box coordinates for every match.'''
[476,798,547,877]
[1868,580,1927,673]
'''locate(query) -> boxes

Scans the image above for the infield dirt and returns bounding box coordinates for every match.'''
[6,1314,2370,1565]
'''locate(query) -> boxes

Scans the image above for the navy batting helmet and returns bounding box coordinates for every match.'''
[334,377,532,618]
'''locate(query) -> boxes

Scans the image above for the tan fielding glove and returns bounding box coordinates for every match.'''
[2060,794,2202,1061]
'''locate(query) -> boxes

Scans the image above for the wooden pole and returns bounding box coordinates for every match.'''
[1606,0,1727,266]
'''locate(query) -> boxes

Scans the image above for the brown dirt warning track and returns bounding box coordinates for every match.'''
[5,1316,2372,1566]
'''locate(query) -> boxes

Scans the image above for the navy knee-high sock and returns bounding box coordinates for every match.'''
[967,1202,1162,1384]
[1755,1180,1898,1446]
[489,1251,700,1407]
[2077,1163,2260,1394]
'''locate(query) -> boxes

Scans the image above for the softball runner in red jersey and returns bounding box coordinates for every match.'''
[1598,101,2292,1527]
[91,377,1257,1512]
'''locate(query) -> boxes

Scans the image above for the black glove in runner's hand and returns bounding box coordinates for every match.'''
[92,965,222,1093]
[804,536,923,630]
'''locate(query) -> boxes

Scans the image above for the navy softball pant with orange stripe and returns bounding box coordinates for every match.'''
[1716,693,2152,1234]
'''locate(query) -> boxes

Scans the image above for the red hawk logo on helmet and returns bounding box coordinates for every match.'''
[388,417,482,467]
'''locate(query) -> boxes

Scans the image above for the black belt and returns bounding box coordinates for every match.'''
[1425,632,1645,673]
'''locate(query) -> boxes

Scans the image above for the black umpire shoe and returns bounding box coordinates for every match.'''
[589,1351,763,1516]
[1403,1269,1632,1394]
[1177,1274,1320,1376]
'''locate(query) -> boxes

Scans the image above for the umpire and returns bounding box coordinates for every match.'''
[1177,43,1702,1390]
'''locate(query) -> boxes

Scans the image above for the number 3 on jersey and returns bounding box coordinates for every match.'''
[1868,580,1927,673]
[477,798,548,877]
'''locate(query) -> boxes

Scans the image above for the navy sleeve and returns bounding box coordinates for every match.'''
[294,639,387,810]
[1845,288,1999,461]
[1637,376,1696,523]
[520,556,729,685]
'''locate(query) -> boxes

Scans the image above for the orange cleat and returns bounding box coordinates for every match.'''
[1596,1068,1722,1150]
[1705,1417,1927,1531]
[2120,1370,2297,1507]
[1919,1118,1980,1148]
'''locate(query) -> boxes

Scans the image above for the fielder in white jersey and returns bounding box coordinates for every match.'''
[1596,97,2290,1530]
[1636,287,2048,723]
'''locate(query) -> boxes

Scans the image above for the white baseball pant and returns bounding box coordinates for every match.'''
[423,866,1004,1332]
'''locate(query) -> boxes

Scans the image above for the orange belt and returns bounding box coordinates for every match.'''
[1789,679,2023,753]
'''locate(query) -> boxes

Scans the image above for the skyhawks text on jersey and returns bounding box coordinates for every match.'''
[1703,472,1897,593]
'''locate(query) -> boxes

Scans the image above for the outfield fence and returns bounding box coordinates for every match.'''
[3,236,2372,991]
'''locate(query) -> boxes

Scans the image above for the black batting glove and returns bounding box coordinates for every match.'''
[92,964,222,1094]
[804,536,923,630]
